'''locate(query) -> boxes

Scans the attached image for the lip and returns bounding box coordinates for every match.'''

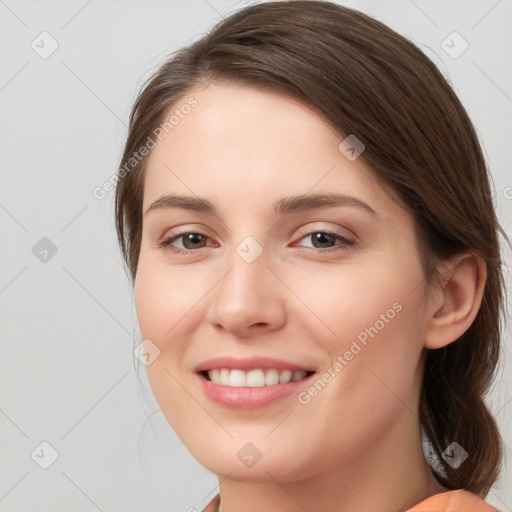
[196,371,316,408]
[194,356,317,409]
[194,356,316,373]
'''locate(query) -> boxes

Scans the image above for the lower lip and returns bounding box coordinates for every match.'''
[197,372,316,408]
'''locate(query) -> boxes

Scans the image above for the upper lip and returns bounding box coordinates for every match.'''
[194,356,316,373]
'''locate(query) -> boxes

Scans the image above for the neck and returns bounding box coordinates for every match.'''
[216,413,447,512]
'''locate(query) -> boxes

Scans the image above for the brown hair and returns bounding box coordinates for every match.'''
[115,0,508,495]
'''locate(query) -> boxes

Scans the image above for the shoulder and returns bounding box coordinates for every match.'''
[407,489,499,512]
[201,490,499,512]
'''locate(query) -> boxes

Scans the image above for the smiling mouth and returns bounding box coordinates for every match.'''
[199,368,316,387]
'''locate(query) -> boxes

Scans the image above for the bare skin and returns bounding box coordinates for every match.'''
[134,81,484,512]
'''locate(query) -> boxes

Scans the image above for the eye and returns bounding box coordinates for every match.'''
[158,229,356,255]
[158,232,215,254]
[294,230,356,252]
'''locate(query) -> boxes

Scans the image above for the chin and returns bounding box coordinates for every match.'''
[194,447,316,483]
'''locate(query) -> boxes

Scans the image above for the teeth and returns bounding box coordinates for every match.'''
[279,369,292,383]
[246,369,265,387]
[206,368,309,387]
[265,368,280,386]
[292,370,307,381]
[229,369,246,387]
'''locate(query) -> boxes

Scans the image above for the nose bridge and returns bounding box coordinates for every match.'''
[221,235,269,305]
[207,234,286,332]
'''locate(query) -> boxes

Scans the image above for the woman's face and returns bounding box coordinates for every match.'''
[135,82,431,482]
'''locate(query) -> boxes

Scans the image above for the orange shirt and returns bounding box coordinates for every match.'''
[201,490,499,511]
[407,490,499,511]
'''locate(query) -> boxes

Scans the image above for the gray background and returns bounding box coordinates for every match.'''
[1,0,511,511]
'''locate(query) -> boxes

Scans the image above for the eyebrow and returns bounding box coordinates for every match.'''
[144,193,377,217]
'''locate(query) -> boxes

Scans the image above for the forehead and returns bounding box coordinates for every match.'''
[142,82,399,221]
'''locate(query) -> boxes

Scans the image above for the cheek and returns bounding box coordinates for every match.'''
[290,258,417,346]
[134,250,202,341]
[134,254,193,401]
[134,260,203,436]
[293,256,426,399]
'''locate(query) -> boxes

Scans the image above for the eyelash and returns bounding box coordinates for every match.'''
[157,229,356,255]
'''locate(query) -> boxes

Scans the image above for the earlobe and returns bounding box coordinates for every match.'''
[424,253,486,350]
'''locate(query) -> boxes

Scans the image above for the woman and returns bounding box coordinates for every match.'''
[114,1,507,510]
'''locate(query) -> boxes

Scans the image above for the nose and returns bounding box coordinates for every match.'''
[205,245,287,337]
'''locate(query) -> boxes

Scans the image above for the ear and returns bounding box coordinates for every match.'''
[424,253,487,350]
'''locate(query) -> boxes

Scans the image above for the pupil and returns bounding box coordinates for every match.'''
[184,233,205,249]
[313,232,333,248]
